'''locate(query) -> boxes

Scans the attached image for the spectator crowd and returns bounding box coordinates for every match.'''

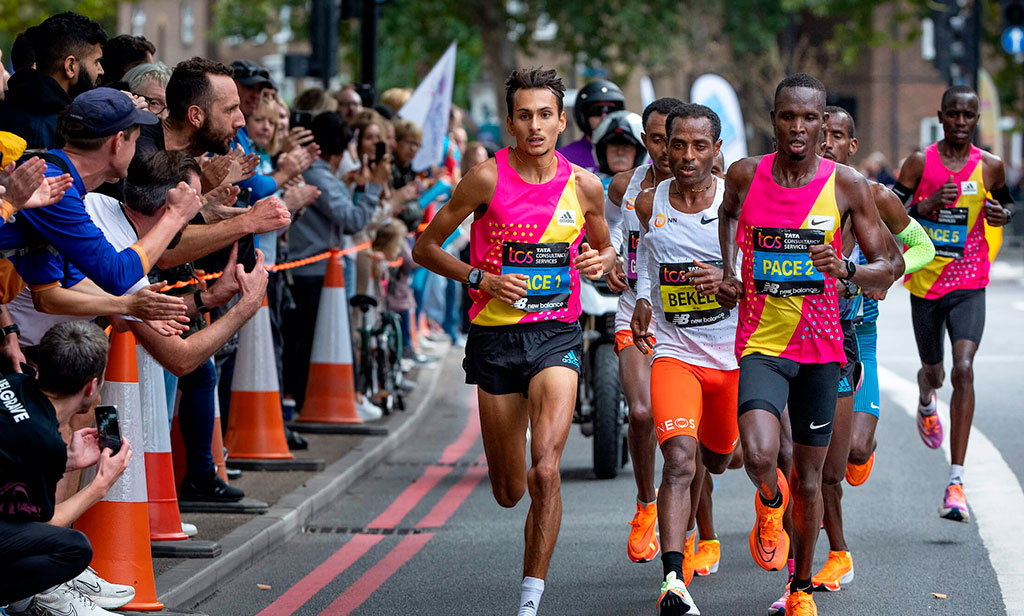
[0,12,482,616]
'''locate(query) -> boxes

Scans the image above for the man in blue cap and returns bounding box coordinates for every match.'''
[0,88,203,299]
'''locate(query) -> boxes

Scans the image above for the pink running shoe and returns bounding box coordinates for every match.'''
[939,483,970,523]
[767,578,792,615]
[916,394,943,449]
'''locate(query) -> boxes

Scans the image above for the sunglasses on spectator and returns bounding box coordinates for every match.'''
[586,103,618,118]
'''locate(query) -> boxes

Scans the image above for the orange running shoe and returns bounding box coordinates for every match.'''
[845,452,875,486]
[692,539,720,576]
[812,550,854,591]
[627,501,660,563]
[682,532,695,586]
[785,589,817,615]
[749,468,790,571]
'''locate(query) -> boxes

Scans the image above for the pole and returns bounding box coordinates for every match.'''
[360,0,378,95]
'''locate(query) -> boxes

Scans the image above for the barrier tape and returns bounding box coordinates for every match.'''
[157,241,408,292]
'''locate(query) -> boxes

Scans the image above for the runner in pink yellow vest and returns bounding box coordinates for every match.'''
[717,74,897,616]
[892,85,1014,524]
[413,68,614,616]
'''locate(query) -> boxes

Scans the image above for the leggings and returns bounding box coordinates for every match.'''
[0,520,92,604]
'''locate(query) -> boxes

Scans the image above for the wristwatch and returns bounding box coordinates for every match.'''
[842,259,857,280]
[1004,207,1014,224]
[1,323,19,338]
[193,290,211,314]
[465,268,484,289]
[841,279,861,299]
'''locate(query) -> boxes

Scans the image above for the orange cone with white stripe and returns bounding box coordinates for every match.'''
[137,345,188,541]
[211,393,229,483]
[296,249,360,424]
[74,330,163,611]
[224,294,294,459]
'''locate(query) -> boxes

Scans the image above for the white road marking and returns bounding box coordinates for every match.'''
[879,365,1024,615]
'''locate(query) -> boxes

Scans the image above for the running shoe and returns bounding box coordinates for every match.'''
[812,551,854,592]
[71,566,136,609]
[845,452,874,486]
[627,501,659,563]
[657,571,700,616]
[916,394,943,449]
[692,539,721,576]
[31,583,112,616]
[784,589,817,616]
[683,532,696,585]
[938,482,970,523]
[767,579,792,616]
[749,467,790,571]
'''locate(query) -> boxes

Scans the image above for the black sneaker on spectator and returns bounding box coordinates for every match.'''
[285,426,309,450]
[70,567,134,609]
[226,468,243,480]
[180,470,245,502]
[27,583,112,616]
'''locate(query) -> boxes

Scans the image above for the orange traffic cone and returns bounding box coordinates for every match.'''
[137,346,220,557]
[224,295,324,470]
[292,249,386,435]
[73,330,162,611]
[211,393,228,483]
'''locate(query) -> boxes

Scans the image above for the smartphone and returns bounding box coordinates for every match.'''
[289,109,313,130]
[374,141,387,164]
[236,187,253,207]
[237,233,258,273]
[95,405,122,455]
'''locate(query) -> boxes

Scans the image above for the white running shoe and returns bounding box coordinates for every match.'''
[181,522,198,537]
[356,398,383,422]
[70,567,135,609]
[31,582,116,615]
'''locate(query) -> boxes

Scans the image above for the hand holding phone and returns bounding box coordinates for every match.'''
[374,141,387,164]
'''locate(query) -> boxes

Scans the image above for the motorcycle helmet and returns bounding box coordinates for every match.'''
[572,79,625,135]
[593,111,646,176]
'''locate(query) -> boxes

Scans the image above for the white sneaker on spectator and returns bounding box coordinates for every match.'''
[70,567,135,609]
[31,582,116,615]
[181,522,198,537]
[356,398,383,422]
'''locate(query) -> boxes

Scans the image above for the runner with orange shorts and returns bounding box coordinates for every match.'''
[631,103,738,616]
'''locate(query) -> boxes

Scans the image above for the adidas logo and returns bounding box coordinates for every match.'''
[522,600,536,608]
[562,350,580,367]
[556,210,577,226]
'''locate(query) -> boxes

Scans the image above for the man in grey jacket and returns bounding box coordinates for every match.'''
[284,110,390,414]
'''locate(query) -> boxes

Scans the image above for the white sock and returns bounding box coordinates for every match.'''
[919,394,936,415]
[949,464,964,485]
[517,576,544,616]
[638,496,656,507]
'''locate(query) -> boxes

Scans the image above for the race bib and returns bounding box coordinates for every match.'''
[751,227,826,297]
[659,261,729,327]
[502,241,572,312]
[920,207,968,259]
[626,230,640,291]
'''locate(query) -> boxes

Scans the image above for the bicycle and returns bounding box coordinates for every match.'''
[350,294,406,414]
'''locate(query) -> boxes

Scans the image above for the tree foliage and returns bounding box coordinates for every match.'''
[0,0,116,51]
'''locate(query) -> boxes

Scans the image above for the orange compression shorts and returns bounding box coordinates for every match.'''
[650,356,739,453]
[615,329,655,355]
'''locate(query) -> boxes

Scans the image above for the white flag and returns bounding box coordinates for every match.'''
[690,74,747,168]
[398,42,457,172]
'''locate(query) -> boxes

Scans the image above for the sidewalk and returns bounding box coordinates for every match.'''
[152,349,448,611]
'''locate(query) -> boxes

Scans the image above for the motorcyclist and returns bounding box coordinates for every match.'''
[558,79,625,173]
[593,110,647,189]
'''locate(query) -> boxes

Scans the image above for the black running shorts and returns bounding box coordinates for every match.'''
[837,319,859,399]
[738,354,840,447]
[910,288,985,366]
[464,321,583,396]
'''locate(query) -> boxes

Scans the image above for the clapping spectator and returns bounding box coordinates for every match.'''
[123,62,172,121]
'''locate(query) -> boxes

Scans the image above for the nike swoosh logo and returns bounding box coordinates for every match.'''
[870,403,880,409]
[809,420,831,430]
[754,534,777,563]
[811,218,831,226]
[76,579,102,594]
[700,216,718,225]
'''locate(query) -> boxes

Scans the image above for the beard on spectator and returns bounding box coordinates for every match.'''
[194,120,234,156]
[68,69,97,99]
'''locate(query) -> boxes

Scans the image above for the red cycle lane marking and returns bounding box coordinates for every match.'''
[416,453,489,528]
[317,532,435,616]
[254,534,382,616]
[438,393,480,464]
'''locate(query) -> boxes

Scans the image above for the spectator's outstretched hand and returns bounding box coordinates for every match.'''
[282,126,314,152]
[244,196,291,233]
[206,242,241,306]
[143,318,189,337]
[128,282,188,321]
[226,146,259,185]
[1,158,73,210]
[200,185,243,223]
[236,249,269,307]
[282,183,320,213]
[200,154,231,192]
[166,181,204,222]
[95,437,133,492]
[0,329,25,373]
[278,146,314,179]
